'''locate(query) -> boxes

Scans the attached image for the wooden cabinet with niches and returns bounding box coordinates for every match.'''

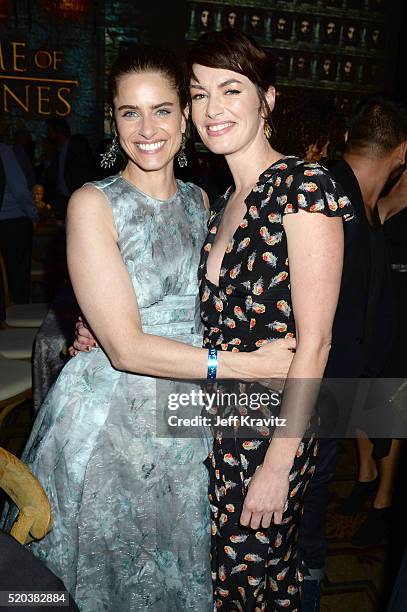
[186,0,402,114]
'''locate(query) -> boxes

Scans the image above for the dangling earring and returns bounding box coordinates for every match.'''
[100,134,120,169]
[177,134,188,168]
[264,120,272,139]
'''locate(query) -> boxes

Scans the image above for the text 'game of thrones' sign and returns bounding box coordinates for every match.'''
[0,39,78,116]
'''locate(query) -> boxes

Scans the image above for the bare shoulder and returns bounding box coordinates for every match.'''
[67,183,116,238]
[68,183,113,221]
[68,183,108,211]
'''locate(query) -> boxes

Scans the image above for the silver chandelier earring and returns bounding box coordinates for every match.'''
[177,134,188,168]
[100,134,120,169]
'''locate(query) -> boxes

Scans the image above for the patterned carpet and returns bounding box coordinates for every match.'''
[321,440,406,612]
[1,405,404,612]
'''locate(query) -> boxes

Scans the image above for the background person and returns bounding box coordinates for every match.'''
[272,92,346,162]
[43,118,95,218]
[13,126,36,190]
[300,96,407,611]
[0,120,38,304]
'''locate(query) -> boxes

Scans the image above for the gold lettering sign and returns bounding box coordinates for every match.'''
[0,39,78,116]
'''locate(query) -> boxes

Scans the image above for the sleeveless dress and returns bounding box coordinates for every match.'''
[3,174,212,612]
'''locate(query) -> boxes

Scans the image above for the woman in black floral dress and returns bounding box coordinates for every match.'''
[188,31,353,610]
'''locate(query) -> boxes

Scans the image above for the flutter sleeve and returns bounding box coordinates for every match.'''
[279,162,355,222]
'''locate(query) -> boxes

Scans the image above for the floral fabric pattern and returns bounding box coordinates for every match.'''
[2,175,213,612]
[198,156,353,610]
[199,156,353,353]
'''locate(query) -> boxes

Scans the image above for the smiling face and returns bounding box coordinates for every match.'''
[113,71,186,173]
[190,64,273,157]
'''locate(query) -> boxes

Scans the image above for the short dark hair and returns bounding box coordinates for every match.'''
[108,44,189,110]
[346,96,407,157]
[46,117,70,138]
[187,29,276,118]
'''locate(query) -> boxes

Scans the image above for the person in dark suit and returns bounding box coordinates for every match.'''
[0,530,79,611]
[43,118,95,218]
[300,96,407,611]
[0,142,38,304]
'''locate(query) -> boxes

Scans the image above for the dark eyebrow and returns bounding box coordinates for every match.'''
[219,79,243,87]
[152,101,174,109]
[190,79,243,90]
[117,102,174,111]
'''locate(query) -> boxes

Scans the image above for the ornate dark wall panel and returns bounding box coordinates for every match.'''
[0,0,103,148]
[187,0,402,113]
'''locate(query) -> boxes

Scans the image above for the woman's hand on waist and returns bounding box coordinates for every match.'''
[247,337,296,383]
[68,316,98,356]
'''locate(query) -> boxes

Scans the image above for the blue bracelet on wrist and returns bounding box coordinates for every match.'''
[207,348,218,380]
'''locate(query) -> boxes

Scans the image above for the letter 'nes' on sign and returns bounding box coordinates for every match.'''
[0,40,78,116]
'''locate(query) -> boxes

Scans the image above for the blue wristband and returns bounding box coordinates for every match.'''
[207,348,218,380]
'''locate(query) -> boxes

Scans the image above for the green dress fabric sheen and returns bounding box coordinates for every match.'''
[4,174,212,612]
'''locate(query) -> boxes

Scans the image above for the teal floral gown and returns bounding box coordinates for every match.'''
[3,175,212,611]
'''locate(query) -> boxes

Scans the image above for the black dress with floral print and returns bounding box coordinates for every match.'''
[198,156,353,611]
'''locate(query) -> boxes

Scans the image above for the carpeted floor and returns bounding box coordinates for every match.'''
[322,440,406,612]
[1,405,404,612]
